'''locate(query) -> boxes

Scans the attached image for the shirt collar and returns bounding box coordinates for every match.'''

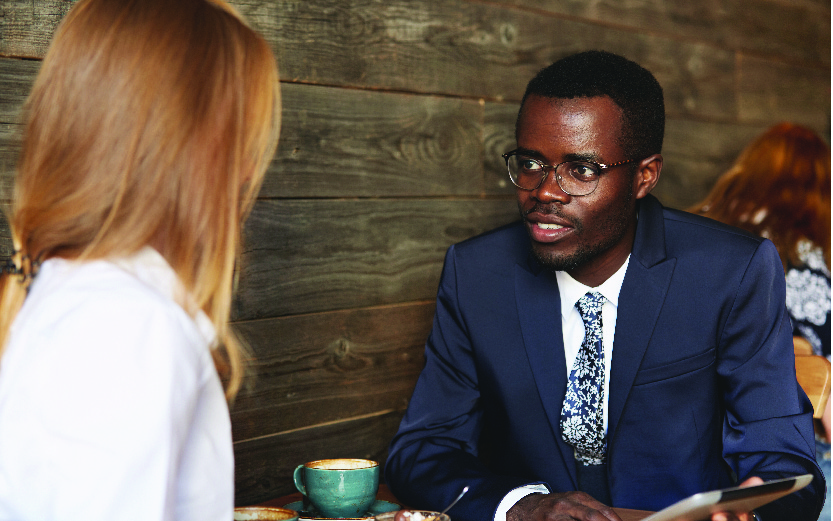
[112,246,217,345]
[555,255,630,317]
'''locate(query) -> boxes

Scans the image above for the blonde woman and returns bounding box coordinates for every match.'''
[0,0,280,519]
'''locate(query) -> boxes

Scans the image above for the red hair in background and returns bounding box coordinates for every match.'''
[689,123,830,271]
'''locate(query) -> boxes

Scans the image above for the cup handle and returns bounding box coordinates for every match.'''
[293,465,307,496]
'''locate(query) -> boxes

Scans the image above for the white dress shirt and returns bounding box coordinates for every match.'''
[494,256,631,520]
[0,247,234,521]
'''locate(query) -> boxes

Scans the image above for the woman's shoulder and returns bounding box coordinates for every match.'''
[26,256,186,323]
[11,254,214,370]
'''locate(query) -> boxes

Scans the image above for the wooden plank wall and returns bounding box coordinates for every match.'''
[1,0,829,506]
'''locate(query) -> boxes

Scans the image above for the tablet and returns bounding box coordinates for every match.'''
[642,474,813,521]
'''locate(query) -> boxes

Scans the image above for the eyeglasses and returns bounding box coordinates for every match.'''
[502,150,638,196]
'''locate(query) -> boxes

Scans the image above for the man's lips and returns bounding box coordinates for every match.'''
[524,211,574,243]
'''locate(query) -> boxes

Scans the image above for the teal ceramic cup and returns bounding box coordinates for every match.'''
[293,458,380,518]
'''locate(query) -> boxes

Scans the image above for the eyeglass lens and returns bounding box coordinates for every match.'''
[506,154,600,196]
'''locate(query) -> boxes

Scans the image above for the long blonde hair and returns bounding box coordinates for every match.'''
[689,123,830,271]
[0,0,281,399]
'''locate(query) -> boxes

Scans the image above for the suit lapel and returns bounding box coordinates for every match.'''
[607,195,676,445]
[514,259,578,485]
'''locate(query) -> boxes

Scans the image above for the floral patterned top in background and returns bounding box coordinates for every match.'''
[786,240,831,358]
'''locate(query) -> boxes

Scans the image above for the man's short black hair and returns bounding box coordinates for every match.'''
[519,50,665,160]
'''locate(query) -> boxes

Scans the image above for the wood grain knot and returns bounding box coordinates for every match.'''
[326,338,371,372]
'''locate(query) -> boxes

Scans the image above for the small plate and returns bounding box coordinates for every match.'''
[283,499,399,520]
[375,511,449,521]
[235,506,300,520]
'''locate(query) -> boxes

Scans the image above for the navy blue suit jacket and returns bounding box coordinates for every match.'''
[385,195,823,521]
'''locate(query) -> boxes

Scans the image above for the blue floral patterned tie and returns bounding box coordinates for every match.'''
[561,291,606,465]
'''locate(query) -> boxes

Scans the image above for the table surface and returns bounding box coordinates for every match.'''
[256,485,654,521]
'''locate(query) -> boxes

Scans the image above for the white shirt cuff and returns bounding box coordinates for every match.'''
[494,484,551,521]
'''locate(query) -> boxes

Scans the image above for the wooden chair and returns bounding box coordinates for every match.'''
[793,335,814,356]
[794,337,831,420]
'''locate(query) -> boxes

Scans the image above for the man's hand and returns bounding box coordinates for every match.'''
[507,492,623,521]
[710,476,765,521]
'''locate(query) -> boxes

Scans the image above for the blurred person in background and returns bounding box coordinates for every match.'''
[0,0,281,519]
[689,122,830,520]
[689,123,830,359]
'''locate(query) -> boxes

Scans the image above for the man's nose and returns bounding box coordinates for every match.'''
[531,168,570,203]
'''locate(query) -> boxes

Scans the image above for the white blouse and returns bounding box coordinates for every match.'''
[0,247,233,521]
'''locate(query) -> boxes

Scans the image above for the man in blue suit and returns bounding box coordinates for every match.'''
[385,51,824,521]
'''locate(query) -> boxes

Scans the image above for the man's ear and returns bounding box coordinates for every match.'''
[634,154,662,199]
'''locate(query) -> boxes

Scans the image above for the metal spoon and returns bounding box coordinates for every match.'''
[426,486,469,521]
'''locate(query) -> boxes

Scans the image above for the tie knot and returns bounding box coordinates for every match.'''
[576,291,604,323]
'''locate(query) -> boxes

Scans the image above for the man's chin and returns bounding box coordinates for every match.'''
[530,244,585,272]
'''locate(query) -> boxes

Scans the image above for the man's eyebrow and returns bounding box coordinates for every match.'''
[515,148,602,163]
[563,152,602,163]
[514,147,543,158]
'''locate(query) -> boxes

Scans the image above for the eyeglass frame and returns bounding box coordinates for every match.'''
[502,149,640,196]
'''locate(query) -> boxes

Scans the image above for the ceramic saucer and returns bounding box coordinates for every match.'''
[282,499,399,520]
